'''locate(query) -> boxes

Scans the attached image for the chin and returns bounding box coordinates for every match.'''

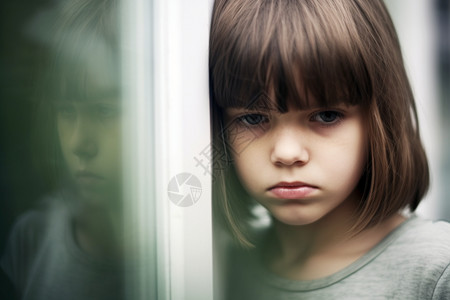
[277,219,321,227]
[272,210,324,227]
[78,189,108,206]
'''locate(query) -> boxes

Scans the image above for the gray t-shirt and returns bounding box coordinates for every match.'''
[227,216,450,299]
[1,197,125,300]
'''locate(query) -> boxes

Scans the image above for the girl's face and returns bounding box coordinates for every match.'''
[225,102,367,226]
[56,96,122,205]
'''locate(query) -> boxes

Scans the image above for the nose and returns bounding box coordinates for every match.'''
[270,128,309,166]
[71,119,98,160]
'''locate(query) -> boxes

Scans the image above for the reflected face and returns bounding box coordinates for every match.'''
[226,103,367,226]
[56,98,122,204]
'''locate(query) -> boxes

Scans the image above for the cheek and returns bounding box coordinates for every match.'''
[99,125,122,172]
[105,137,122,170]
[331,126,368,186]
[104,121,121,150]
[56,120,73,158]
[227,131,260,155]
[231,146,266,194]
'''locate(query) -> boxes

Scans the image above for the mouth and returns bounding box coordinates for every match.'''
[268,181,317,199]
[75,171,105,185]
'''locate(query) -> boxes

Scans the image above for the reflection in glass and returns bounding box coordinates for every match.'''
[1,1,128,299]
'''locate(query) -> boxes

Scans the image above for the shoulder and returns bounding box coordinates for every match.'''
[396,216,450,257]
[389,216,450,265]
[1,193,71,276]
[4,205,51,253]
[385,216,450,298]
[431,261,450,300]
[6,195,70,246]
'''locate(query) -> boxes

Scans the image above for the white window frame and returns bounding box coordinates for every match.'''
[121,0,214,299]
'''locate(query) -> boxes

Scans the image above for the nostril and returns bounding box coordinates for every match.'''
[274,159,306,167]
[271,138,310,166]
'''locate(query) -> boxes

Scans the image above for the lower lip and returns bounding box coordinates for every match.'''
[269,186,316,199]
[76,176,104,185]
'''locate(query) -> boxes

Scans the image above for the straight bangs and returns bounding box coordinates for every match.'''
[47,38,120,103]
[210,0,374,112]
[45,0,120,103]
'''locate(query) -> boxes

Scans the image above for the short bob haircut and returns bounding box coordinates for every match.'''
[209,0,429,247]
[32,0,119,190]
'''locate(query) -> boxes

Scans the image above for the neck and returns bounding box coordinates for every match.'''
[268,198,358,263]
[264,195,405,280]
[73,198,124,261]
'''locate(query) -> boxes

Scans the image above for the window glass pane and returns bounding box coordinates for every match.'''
[0,0,213,299]
[121,0,157,298]
[1,0,130,299]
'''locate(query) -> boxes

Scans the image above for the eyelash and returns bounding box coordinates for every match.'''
[237,113,270,126]
[234,110,344,128]
[309,110,344,127]
[93,104,119,119]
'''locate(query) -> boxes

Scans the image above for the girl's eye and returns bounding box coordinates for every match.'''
[94,104,119,119]
[311,111,343,125]
[237,114,268,126]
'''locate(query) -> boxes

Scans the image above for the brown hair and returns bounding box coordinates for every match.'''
[32,0,119,190]
[209,0,429,247]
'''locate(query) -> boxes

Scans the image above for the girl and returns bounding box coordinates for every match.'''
[1,0,127,299]
[209,0,450,299]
